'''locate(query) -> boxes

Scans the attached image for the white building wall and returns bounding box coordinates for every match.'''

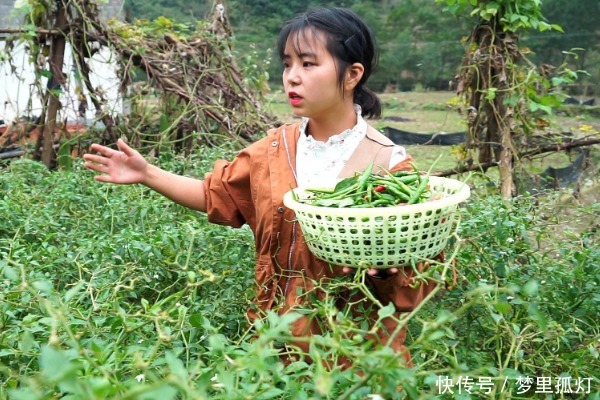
[0,0,124,124]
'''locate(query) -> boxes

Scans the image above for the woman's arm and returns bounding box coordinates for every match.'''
[142,164,207,212]
[83,139,207,212]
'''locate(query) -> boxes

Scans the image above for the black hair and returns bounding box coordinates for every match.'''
[277,7,382,119]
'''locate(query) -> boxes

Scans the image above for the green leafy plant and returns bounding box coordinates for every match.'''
[0,154,598,399]
[435,0,596,199]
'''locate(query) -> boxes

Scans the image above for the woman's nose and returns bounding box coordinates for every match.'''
[285,66,301,85]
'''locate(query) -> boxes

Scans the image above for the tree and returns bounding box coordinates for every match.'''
[125,0,211,24]
[384,0,467,91]
[40,1,68,168]
[436,0,568,198]
[525,0,600,96]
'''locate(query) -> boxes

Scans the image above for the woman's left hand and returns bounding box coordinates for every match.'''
[342,266,398,278]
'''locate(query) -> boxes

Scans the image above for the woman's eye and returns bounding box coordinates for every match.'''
[303,61,314,67]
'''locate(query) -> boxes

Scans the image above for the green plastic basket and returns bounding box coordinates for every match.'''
[283,176,470,269]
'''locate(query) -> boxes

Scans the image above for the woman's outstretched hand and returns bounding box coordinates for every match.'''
[83,139,148,184]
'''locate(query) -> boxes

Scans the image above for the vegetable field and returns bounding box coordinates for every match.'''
[1,146,598,399]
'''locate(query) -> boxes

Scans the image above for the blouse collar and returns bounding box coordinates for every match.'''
[298,104,367,145]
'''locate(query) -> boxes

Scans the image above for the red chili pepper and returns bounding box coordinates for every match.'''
[374,185,386,192]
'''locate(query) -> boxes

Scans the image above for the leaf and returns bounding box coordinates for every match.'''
[529,100,552,115]
[57,141,73,170]
[315,371,333,396]
[165,351,187,380]
[377,303,396,320]
[86,377,113,398]
[494,301,512,316]
[522,280,539,296]
[32,280,53,294]
[137,385,178,400]
[40,69,52,79]
[527,303,548,330]
[159,114,171,133]
[189,314,206,328]
[19,330,35,353]
[502,95,520,107]
[39,346,79,382]
[314,198,355,207]
[485,2,500,15]
[260,387,285,399]
[336,197,356,208]
[64,281,85,302]
[484,88,497,100]
[334,176,357,192]
[0,349,14,357]
[428,330,446,341]
[2,262,19,282]
[490,312,503,323]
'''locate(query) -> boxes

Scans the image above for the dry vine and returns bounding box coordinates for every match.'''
[455,23,523,197]
[449,0,598,198]
[1,0,278,166]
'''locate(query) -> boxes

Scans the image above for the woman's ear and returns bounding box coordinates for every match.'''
[345,63,365,91]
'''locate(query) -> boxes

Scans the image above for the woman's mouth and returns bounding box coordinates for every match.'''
[288,92,303,106]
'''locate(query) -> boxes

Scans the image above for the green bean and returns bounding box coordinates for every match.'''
[365,182,373,203]
[357,162,374,191]
[408,154,442,204]
[385,184,411,202]
[298,162,438,208]
[379,170,416,196]
[310,182,359,199]
[408,174,429,204]
[397,174,420,184]
[377,193,397,202]
[350,198,389,208]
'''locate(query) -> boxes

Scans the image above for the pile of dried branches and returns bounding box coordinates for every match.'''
[1,0,278,165]
[77,1,277,147]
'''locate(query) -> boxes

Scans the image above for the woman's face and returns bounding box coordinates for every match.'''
[282,30,350,121]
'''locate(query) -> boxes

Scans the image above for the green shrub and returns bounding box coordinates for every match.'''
[0,157,598,399]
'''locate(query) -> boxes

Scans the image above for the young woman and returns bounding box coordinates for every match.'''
[83,7,438,366]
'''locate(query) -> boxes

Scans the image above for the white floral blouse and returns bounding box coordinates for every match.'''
[295,105,407,189]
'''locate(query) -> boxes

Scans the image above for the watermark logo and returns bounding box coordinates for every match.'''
[435,375,593,395]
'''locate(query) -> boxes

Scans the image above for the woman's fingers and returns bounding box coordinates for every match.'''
[84,162,109,175]
[83,154,108,165]
[94,174,114,183]
[367,268,399,275]
[84,161,100,172]
[89,143,110,156]
[83,142,142,185]
[116,138,136,156]
[87,141,137,161]
[342,266,399,276]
